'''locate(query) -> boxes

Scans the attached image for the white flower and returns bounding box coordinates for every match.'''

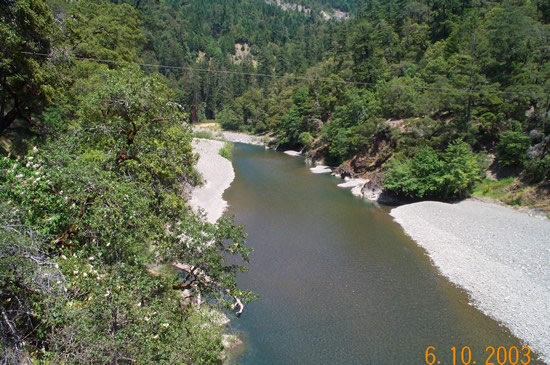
[82,272,88,277]
[152,334,159,339]
[144,317,150,322]
[33,146,38,153]
[161,323,169,328]
[104,291,110,297]
[28,156,33,161]
[60,254,67,260]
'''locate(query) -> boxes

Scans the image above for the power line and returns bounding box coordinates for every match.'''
[22,51,543,97]
[22,51,369,86]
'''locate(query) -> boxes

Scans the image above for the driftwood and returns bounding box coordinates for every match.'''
[232,297,244,316]
[172,262,245,314]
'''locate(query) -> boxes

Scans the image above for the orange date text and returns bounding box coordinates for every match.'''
[425,346,532,365]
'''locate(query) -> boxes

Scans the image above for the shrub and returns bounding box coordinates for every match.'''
[497,130,530,167]
[299,132,314,150]
[193,130,214,139]
[383,140,480,199]
[524,154,550,183]
[219,142,234,160]
[219,108,241,131]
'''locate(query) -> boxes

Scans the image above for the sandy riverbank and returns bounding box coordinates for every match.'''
[194,126,270,146]
[189,127,270,221]
[188,138,235,223]
[391,200,550,363]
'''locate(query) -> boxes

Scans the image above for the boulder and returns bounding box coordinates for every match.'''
[529,129,543,143]
[527,135,550,160]
[332,165,353,179]
[361,173,384,201]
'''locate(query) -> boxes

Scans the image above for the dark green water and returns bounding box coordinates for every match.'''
[224,144,541,365]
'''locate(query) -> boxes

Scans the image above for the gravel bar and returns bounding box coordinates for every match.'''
[391,200,550,363]
[189,138,235,223]
[194,127,269,146]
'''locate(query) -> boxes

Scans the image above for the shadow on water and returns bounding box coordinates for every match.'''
[223,143,543,365]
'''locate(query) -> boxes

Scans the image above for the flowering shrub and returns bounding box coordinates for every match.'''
[0,151,78,238]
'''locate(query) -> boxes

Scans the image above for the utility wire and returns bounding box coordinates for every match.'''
[22,51,543,97]
[22,51,369,85]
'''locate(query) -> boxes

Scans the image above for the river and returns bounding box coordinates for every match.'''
[223,143,542,364]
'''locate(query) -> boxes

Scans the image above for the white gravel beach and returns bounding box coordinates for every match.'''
[189,138,235,223]
[391,200,550,363]
[218,130,267,145]
[189,127,270,222]
[194,126,269,146]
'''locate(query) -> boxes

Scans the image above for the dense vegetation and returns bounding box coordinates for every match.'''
[1,0,257,362]
[105,0,549,203]
[1,0,549,362]
[140,0,547,203]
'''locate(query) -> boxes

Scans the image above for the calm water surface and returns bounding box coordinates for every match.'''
[223,144,542,365]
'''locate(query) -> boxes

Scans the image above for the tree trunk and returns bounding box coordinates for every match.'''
[0,108,19,136]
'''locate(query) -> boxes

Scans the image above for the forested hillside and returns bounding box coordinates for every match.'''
[132,0,343,121]
[109,0,548,205]
[145,0,547,206]
[0,0,549,362]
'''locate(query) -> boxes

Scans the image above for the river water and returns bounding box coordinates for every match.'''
[223,144,542,365]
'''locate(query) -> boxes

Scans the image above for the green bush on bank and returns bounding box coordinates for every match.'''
[194,130,215,139]
[219,142,234,161]
[383,140,481,199]
[497,130,530,168]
